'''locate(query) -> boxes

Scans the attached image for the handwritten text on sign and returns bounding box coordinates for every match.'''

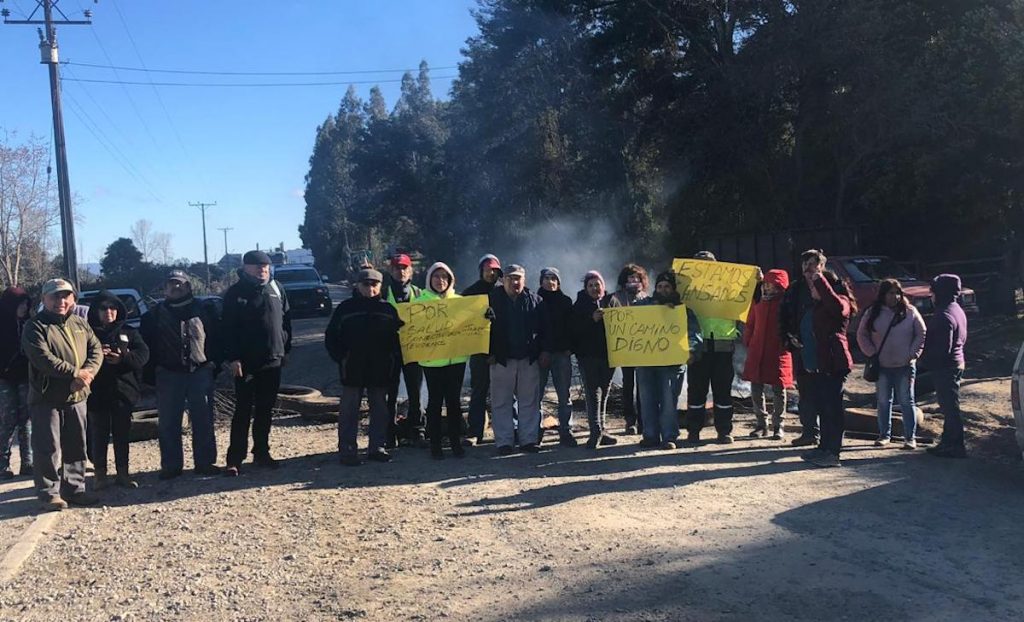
[397,295,490,363]
[604,305,690,368]
[671,258,759,323]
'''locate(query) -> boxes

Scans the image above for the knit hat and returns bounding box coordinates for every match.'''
[539,267,561,284]
[478,254,501,270]
[693,250,716,261]
[654,271,677,289]
[357,268,383,283]
[931,273,962,305]
[243,250,272,265]
[583,270,605,289]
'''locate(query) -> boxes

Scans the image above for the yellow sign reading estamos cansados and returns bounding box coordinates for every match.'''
[671,258,759,322]
[603,305,690,368]
[396,295,490,364]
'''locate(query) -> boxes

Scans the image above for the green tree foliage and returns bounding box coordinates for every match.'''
[100,237,144,279]
[302,0,1024,270]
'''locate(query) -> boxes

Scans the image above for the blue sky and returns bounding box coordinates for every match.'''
[1,0,478,265]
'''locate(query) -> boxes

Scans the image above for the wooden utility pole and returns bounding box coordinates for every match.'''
[3,0,94,290]
[190,201,216,288]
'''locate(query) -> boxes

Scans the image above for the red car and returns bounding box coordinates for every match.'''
[825,255,979,324]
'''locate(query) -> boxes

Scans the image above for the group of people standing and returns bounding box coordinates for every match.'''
[0,245,970,511]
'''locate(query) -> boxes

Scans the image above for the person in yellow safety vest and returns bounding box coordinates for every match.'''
[414,262,469,459]
[685,251,742,445]
[382,254,425,448]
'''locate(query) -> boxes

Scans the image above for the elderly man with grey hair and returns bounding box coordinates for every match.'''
[22,278,104,511]
[487,264,548,455]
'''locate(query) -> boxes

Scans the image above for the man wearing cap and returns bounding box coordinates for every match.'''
[488,264,548,454]
[382,253,425,447]
[685,251,742,445]
[221,251,292,476]
[140,269,222,479]
[538,267,576,446]
[22,278,104,510]
[462,253,503,444]
[325,267,404,465]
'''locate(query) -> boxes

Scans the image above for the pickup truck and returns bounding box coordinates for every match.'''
[78,288,150,329]
[826,255,979,319]
[272,264,333,317]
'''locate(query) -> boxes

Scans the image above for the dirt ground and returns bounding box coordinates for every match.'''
[1,303,1022,621]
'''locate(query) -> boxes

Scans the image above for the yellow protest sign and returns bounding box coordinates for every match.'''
[604,305,690,368]
[397,295,490,364]
[671,258,759,322]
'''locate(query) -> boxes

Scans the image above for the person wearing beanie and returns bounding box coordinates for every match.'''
[538,267,575,446]
[742,269,794,441]
[325,268,403,465]
[570,270,621,449]
[383,254,425,448]
[685,251,741,446]
[462,253,503,444]
[0,287,33,480]
[487,263,547,454]
[415,262,469,459]
[221,250,292,476]
[140,270,222,480]
[611,263,649,436]
[86,291,150,489]
[921,274,968,458]
[635,272,702,449]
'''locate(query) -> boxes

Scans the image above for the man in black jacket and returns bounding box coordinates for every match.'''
[325,268,403,465]
[488,264,547,454]
[537,267,576,446]
[222,251,292,475]
[86,291,149,489]
[461,253,502,444]
[141,270,222,479]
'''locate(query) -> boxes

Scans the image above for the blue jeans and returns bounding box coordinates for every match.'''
[539,352,573,437]
[156,366,218,472]
[934,367,965,448]
[876,364,917,441]
[0,379,31,471]
[637,365,683,443]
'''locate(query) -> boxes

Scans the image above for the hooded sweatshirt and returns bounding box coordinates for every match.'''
[919,274,967,371]
[415,262,469,368]
[462,255,502,297]
[0,287,32,384]
[86,290,150,406]
[742,269,794,387]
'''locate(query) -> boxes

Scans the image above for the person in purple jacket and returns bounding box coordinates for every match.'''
[921,274,969,458]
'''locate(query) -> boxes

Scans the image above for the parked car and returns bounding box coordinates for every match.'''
[272,265,333,317]
[826,255,979,321]
[78,288,151,328]
[1013,344,1024,462]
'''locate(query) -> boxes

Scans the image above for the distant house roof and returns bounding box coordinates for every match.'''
[218,253,242,269]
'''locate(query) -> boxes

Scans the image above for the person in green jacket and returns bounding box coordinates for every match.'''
[22,278,104,511]
[383,253,425,447]
[415,262,469,459]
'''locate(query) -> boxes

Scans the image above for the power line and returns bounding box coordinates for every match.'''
[60,75,459,88]
[61,60,459,76]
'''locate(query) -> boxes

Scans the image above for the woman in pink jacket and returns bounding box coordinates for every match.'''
[856,279,927,449]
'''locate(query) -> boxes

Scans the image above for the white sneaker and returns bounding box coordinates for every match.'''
[874,437,891,447]
[901,440,917,450]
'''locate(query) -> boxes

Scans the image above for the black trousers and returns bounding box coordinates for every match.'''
[387,362,424,441]
[621,367,642,431]
[685,351,735,436]
[227,366,281,466]
[811,372,848,456]
[423,363,466,451]
[89,400,133,475]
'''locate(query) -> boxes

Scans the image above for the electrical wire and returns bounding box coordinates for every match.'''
[61,60,460,77]
[61,75,459,87]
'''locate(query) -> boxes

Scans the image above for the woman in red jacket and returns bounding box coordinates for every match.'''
[742,269,794,440]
